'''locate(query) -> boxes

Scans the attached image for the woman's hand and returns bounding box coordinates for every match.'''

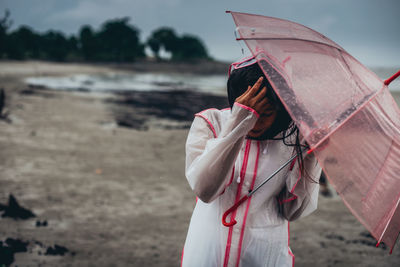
[236,77,278,137]
[235,77,274,115]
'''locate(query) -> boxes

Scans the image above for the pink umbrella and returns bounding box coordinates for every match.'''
[226,11,400,253]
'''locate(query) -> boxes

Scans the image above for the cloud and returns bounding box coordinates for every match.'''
[43,0,182,33]
[311,15,338,32]
[1,0,398,65]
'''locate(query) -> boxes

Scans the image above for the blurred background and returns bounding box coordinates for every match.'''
[0,0,399,266]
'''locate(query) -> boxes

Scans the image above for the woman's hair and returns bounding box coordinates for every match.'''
[227,63,292,140]
[227,62,311,180]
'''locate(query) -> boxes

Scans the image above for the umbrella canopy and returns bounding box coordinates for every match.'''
[227,11,400,252]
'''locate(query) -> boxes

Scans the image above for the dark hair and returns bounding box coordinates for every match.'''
[227,63,293,140]
[227,62,311,180]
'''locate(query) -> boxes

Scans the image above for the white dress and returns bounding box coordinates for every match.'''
[182,102,322,267]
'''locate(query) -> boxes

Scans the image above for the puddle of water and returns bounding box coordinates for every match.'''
[25,72,228,96]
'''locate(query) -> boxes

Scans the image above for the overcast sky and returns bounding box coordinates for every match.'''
[1,0,399,67]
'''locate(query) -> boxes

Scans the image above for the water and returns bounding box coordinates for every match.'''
[24,67,400,95]
[25,72,229,96]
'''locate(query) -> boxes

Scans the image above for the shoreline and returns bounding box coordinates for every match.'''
[0,59,230,77]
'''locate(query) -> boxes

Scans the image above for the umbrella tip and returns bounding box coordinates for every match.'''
[384,69,400,86]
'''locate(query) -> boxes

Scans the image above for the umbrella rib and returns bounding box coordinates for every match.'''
[338,51,364,104]
[378,192,400,245]
[236,37,342,51]
[311,84,384,150]
[363,140,395,201]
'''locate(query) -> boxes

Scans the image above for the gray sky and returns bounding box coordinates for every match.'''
[1,0,399,67]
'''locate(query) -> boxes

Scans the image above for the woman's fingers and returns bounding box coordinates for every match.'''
[255,98,269,112]
[244,85,253,96]
[236,77,274,116]
[254,86,267,101]
[258,97,269,106]
[248,77,264,96]
[244,85,252,95]
[238,77,264,100]
[236,86,251,102]
[256,98,276,114]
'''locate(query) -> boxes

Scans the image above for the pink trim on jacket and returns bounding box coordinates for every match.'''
[227,167,235,187]
[195,113,217,138]
[233,55,255,66]
[280,195,298,204]
[223,139,252,267]
[288,222,295,267]
[197,107,219,112]
[290,170,302,194]
[180,247,184,267]
[279,162,303,204]
[228,55,256,76]
[235,141,260,267]
[195,107,229,138]
[220,167,236,196]
[289,157,297,171]
[234,102,260,118]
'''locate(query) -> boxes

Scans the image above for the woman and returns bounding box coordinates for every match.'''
[181,56,322,267]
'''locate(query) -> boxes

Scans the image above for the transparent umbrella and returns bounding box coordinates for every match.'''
[226,11,400,252]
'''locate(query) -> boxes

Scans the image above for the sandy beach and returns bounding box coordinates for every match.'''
[0,60,399,266]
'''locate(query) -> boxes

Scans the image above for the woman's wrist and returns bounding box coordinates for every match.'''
[233,102,260,118]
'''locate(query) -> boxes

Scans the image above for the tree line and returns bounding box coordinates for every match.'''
[0,10,210,62]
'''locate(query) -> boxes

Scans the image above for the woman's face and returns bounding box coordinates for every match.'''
[247,104,277,138]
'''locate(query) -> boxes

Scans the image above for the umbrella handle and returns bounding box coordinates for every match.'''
[222,146,311,227]
[222,195,249,227]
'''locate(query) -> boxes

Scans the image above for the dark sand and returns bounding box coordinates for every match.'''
[0,61,399,266]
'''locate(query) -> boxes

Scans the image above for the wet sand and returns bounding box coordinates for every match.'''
[0,61,399,266]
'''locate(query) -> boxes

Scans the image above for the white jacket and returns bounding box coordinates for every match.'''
[182,103,322,267]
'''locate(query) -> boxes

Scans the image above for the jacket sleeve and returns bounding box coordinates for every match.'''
[278,151,322,221]
[185,103,259,203]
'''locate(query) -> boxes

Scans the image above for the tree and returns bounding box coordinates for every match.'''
[147,27,179,59]
[96,17,143,62]
[147,36,161,59]
[66,35,79,60]
[7,26,41,59]
[79,25,99,61]
[0,10,12,58]
[146,27,209,61]
[0,11,209,63]
[173,34,208,60]
[40,30,70,61]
